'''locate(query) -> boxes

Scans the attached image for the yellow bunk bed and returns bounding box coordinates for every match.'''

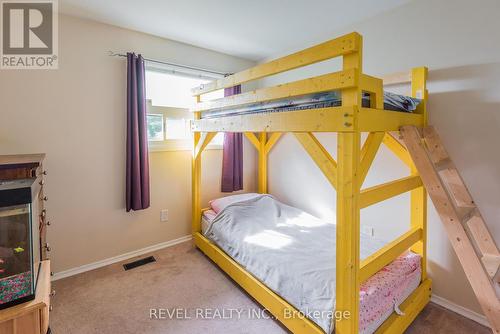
[190,32,430,334]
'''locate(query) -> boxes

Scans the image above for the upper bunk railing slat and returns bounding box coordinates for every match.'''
[193,69,357,113]
[191,32,362,96]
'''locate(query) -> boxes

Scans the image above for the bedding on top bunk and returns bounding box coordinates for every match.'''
[201,194,421,334]
[200,91,420,119]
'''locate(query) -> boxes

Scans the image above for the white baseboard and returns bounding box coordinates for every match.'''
[431,294,489,328]
[51,235,192,281]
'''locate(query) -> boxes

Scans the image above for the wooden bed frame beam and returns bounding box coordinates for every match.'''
[335,39,363,333]
[244,132,283,193]
[192,106,356,133]
[258,133,268,193]
[409,67,428,280]
[191,106,202,234]
[191,32,361,96]
[411,67,428,121]
[265,133,282,154]
[336,130,361,334]
[357,108,424,132]
[359,175,423,209]
[294,132,337,189]
[243,132,260,149]
[192,106,423,133]
[360,227,423,282]
[360,75,383,109]
[359,132,385,185]
[194,132,217,159]
[382,132,413,168]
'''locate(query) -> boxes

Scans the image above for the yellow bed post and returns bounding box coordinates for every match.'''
[335,32,362,334]
[192,97,202,234]
[258,132,268,193]
[410,67,428,280]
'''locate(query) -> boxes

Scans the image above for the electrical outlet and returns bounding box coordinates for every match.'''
[361,225,374,237]
[160,209,168,222]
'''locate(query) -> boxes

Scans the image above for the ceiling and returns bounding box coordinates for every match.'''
[60,0,412,61]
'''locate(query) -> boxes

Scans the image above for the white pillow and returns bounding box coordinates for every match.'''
[209,193,261,213]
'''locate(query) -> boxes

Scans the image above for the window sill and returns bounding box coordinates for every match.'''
[148,141,223,152]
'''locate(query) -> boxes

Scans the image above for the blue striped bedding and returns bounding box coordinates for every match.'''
[201,91,420,119]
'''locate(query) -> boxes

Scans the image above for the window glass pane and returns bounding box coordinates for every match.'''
[165,118,190,140]
[146,114,164,141]
[212,133,225,146]
[145,71,212,108]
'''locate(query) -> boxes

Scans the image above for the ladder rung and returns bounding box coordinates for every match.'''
[434,157,454,171]
[467,215,500,256]
[458,206,478,224]
[423,127,449,163]
[439,169,475,207]
[482,254,500,282]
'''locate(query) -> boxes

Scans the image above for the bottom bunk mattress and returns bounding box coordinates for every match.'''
[201,194,421,334]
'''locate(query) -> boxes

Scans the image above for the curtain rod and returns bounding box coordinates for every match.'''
[108,51,231,77]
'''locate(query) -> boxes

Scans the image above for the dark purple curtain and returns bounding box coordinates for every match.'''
[221,85,243,192]
[126,53,150,211]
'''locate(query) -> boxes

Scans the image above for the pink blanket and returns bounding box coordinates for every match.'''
[360,252,421,333]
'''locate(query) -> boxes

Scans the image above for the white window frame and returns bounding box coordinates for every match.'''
[145,62,225,152]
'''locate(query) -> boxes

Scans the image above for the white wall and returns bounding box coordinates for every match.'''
[264,0,500,316]
[0,15,257,273]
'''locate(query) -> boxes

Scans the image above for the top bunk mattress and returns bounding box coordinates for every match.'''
[202,194,421,333]
[201,91,421,119]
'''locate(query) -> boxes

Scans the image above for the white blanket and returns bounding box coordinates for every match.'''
[205,195,386,333]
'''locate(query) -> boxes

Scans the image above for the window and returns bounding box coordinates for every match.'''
[145,66,225,151]
[146,114,164,141]
[165,118,190,140]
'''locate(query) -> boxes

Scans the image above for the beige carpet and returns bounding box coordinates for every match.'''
[51,241,490,334]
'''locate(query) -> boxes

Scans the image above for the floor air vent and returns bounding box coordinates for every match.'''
[123,256,156,271]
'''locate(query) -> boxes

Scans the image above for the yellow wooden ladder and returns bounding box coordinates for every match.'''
[401,125,500,333]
